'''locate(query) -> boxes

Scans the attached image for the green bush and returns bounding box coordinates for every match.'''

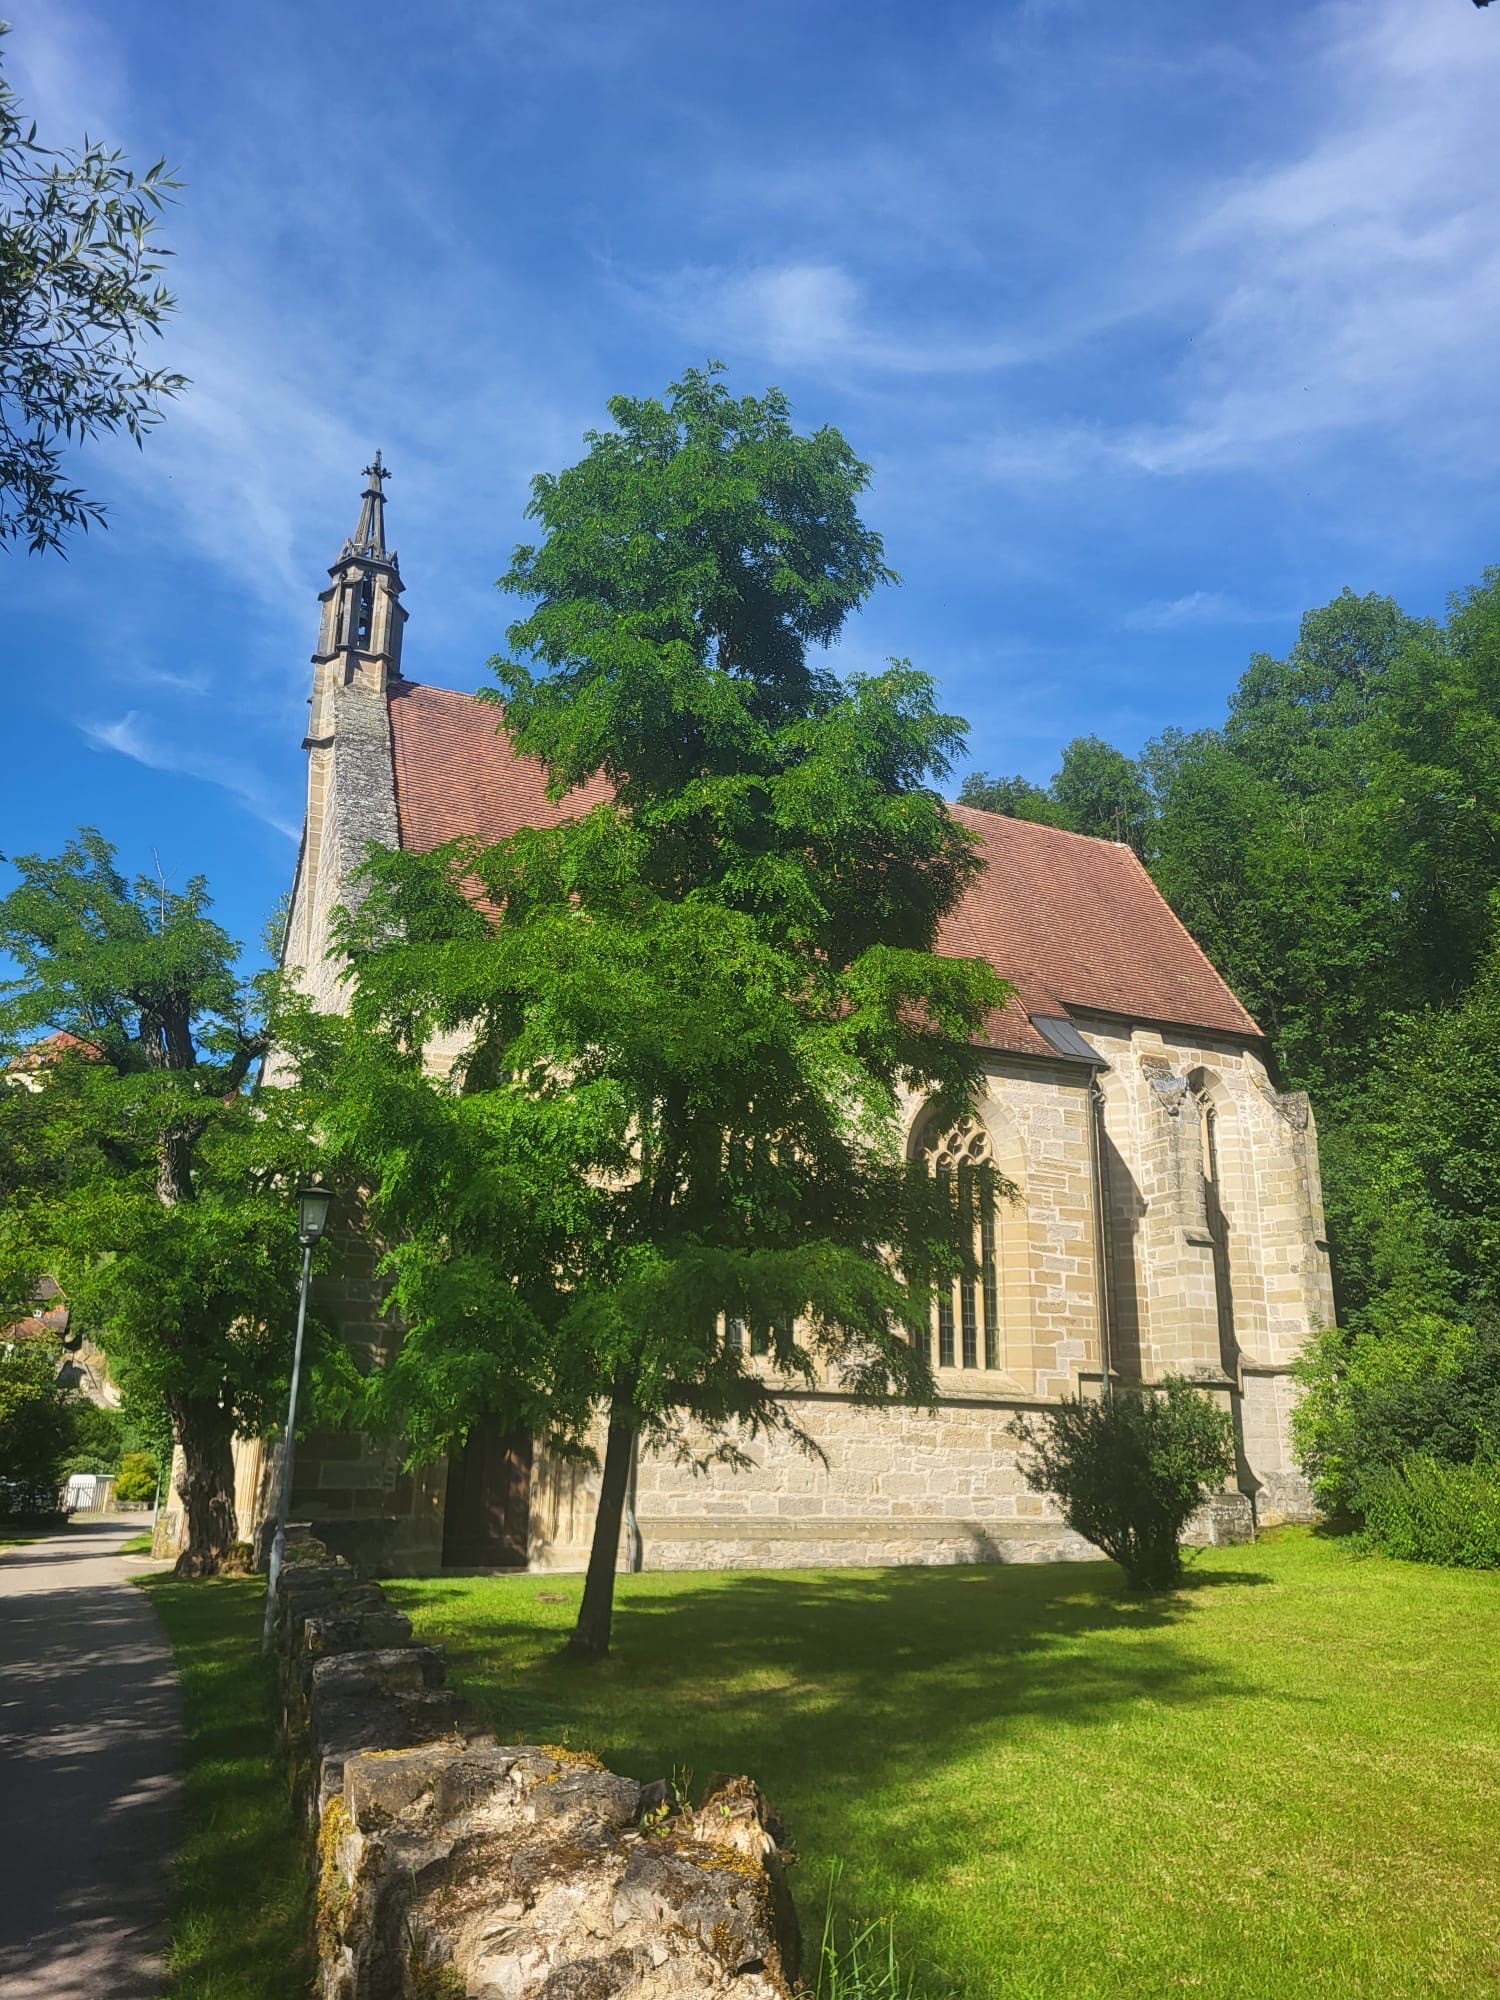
[1359,1456,1500,1569]
[1292,1313,1500,1515]
[114,1450,159,1503]
[1013,1378,1235,1591]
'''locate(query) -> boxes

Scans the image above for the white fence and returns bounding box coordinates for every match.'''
[62,1473,117,1514]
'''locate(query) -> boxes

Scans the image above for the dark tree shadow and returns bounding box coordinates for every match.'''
[390,1554,1273,1991]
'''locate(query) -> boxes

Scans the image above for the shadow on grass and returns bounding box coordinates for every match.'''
[393,1554,1272,1977]
[140,1575,312,2000]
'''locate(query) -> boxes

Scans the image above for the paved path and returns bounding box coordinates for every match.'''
[0,1520,182,1999]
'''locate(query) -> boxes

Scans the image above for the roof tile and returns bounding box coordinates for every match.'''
[386,684,1258,1053]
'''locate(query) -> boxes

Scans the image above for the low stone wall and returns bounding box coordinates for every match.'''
[273,1545,801,1998]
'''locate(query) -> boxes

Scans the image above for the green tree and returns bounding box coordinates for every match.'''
[58,1397,123,1477]
[1224,589,1428,796]
[0,831,326,1574]
[0,21,184,552]
[113,1448,159,1504]
[329,367,1008,1659]
[1051,735,1153,853]
[956,770,1073,828]
[1292,1313,1500,1516]
[0,1330,69,1500]
[1323,949,1500,1319]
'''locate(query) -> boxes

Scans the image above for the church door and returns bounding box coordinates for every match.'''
[441,1417,532,1568]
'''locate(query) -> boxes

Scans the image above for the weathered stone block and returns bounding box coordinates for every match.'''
[302,1606,416,1662]
[320,1743,797,2000]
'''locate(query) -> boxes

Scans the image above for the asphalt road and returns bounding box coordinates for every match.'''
[0,1519,182,1999]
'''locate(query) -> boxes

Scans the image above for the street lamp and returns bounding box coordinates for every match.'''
[261,1184,333,1653]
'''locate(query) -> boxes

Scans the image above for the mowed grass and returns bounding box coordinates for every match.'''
[389,1532,1500,2000]
[138,1574,312,2000]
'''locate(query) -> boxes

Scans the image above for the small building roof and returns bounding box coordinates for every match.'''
[385,681,1259,1059]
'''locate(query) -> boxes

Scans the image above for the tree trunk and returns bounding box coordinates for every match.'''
[564,1378,637,1662]
[170,1393,239,1578]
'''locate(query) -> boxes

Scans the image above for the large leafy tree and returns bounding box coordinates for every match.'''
[958,736,1153,849]
[0,832,324,1574]
[956,769,1071,827]
[329,367,1008,1659]
[0,21,184,553]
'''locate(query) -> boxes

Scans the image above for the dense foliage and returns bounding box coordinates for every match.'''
[1357,1457,1500,1570]
[0,22,184,552]
[0,831,327,1572]
[0,1327,160,1502]
[326,368,1006,1657]
[0,1331,70,1500]
[969,572,1500,1530]
[114,1449,160,1503]
[1013,1380,1235,1591]
[1291,1314,1500,1517]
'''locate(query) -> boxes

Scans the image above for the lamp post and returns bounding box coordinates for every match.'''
[260,1184,333,1654]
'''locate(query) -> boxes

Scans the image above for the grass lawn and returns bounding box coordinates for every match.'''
[389,1531,1500,2000]
[119,1529,155,1555]
[137,1573,311,2000]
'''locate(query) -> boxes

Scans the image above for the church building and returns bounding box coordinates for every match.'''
[222,459,1331,1575]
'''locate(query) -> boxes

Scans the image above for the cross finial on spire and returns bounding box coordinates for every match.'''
[342,450,394,564]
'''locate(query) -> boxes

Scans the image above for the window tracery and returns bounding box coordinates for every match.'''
[921,1117,1001,1372]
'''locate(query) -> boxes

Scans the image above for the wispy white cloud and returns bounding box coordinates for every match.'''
[81,713,298,840]
[1120,592,1260,633]
[1019,0,1500,483]
[640,0,1500,500]
[637,259,1039,377]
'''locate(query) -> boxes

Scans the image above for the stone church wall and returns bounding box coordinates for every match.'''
[213,1014,1326,1578]
[244,604,1328,1574]
[523,1030,1327,1578]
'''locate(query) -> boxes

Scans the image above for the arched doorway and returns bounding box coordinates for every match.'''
[442,1417,532,1568]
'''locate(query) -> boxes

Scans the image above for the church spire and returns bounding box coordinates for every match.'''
[343,449,392,564]
[310,453,407,703]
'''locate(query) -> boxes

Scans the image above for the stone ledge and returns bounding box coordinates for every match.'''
[273,1544,802,1997]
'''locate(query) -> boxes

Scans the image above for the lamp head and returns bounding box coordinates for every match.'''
[295,1184,333,1249]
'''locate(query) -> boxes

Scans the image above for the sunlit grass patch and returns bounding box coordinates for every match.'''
[390,1531,1500,2000]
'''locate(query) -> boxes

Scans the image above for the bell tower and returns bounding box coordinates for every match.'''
[307,451,406,744]
[284,454,404,1012]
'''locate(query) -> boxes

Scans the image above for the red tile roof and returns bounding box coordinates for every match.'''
[388,681,611,851]
[941,807,1259,1052]
[3,1306,69,1343]
[386,682,1259,1056]
[7,1030,104,1071]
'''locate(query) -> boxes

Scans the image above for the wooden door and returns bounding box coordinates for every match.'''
[441,1417,532,1568]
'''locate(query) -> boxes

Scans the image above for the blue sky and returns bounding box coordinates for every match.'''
[7,0,1500,962]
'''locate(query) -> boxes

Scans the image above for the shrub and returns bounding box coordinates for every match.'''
[1359,1456,1500,1569]
[114,1450,159,1504]
[1013,1378,1235,1591]
[1292,1313,1500,1516]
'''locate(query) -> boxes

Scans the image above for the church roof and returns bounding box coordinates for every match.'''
[940,807,1260,1053]
[385,680,1260,1060]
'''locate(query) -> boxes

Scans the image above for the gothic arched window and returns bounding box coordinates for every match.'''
[922,1118,1001,1371]
[1189,1072,1237,1375]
